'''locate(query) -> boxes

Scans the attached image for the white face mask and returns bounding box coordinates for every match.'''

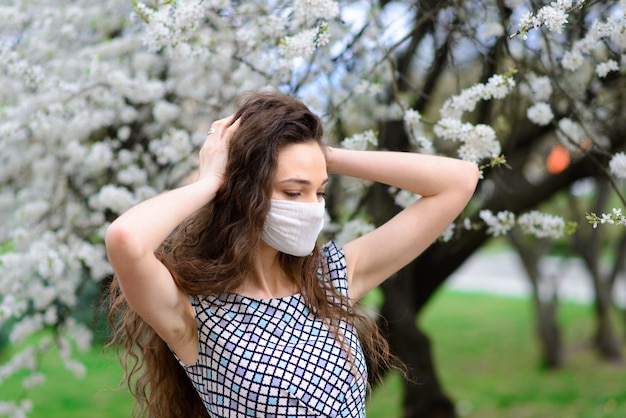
[261,199,325,257]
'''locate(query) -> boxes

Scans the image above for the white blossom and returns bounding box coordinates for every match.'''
[479,210,516,236]
[16,200,50,223]
[117,164,148,186]
[527,102,554,126]
[561,50,584,71]
[518,11,540,39]
[440,223,456,242]
[64,359,87,379]
[85,142,114,176]
[404,108,422,126]
[153,100,181,124]
[63,318,93,352]
[10,315,44,344]
[556,118,586,151]
[333,219,375,247]
[412,136,436,155]
[609,152,626,179]
[521,74,553,103]
[22,373,46,390]
[441,86,484,119]
[149,129,193,165]
[485,74,515,99]
[340,130,378,150]
[601,213,615,224]
[587,208,626,228]
[294,0,340,23]
[404,108,423,143]
[434,118,468,141]
[354,80,384,96]
[391,188,422,209]
[88,184,137,214]
[517,211,566,239]
[595,59,619,78]
[280,29,318,60]
[457,125,501,164]
[0,348,37,386]
[536,6,569,33]
[0,400,33,418]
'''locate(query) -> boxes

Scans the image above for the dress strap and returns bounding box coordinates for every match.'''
[321,241,350,298]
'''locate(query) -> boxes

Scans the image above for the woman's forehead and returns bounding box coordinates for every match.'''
[275,142,327,183]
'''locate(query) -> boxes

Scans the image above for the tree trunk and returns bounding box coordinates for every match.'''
[508,228,564,369]
[534,300,564,368]
[571,180,624,362]
[378,274,456,418]
[593,286,623,362]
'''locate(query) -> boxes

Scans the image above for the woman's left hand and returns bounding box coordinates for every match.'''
[197,116,240,185]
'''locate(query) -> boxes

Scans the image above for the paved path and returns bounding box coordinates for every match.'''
[445,250,626,307]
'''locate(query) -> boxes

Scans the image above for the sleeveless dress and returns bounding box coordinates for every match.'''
[180,241,368,417]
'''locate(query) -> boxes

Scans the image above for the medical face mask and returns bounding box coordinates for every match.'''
[261,199,325,257]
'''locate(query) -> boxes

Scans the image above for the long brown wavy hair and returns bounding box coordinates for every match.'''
[107,91,398,417]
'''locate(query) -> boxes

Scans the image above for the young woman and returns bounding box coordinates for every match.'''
[105,91,479,417]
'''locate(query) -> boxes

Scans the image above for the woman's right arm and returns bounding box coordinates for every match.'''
[105,117,237,356]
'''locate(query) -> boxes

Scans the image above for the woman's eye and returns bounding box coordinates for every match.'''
[285,192,300,198]
[317,192,327,198]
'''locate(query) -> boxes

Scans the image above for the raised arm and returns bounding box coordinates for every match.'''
[326,147,479,301]
[104,117,237,362]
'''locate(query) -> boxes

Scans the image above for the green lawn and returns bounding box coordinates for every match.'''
[367,291,626,418]
[1,290,624,417]
[0,342,133,418]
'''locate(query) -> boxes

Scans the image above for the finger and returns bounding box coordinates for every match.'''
[223,118,240,139]
[206,115,235,139]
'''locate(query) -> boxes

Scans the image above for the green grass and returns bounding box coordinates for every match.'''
[367,290,626,418]
[0,340,132,418]
[2,290,625,417]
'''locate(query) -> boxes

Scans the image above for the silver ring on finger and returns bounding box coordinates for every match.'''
[208,127,216,135]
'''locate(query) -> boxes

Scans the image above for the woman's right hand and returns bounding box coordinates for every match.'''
[197,116,240,184]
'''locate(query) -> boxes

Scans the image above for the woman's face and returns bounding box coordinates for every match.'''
[271,142,328,203]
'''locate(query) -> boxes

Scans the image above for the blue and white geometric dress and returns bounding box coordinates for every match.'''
[180,241,368,417]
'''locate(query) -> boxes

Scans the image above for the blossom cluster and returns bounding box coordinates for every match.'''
[520,73,553,103]
[0,1,349,408]
[516,0,582,39]
[527,102,554,126]
[340,129,379,150]
[439,73,516,120]
[0,400,32,418]
[587,208,626,228]
[332,219,376,247]
[517,211,568,239]
[609,152,626,179]
[390,187,422,209]
[556,118,587,152]
[478,210,572,239]
[434,73,515,165]
[403,109,435,154]
[134,1,212,58]
[479,210,517,237]
[521,73,555,126]
[557,10,625,98]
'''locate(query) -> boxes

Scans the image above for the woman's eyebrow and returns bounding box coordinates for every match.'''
[279,178,329,185]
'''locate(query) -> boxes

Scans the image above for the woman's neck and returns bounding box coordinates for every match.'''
[235,243,297,299]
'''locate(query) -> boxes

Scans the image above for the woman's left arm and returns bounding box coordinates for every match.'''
[326,147,479,301]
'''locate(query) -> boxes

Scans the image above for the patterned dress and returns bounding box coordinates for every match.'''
[180,241,368,417]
